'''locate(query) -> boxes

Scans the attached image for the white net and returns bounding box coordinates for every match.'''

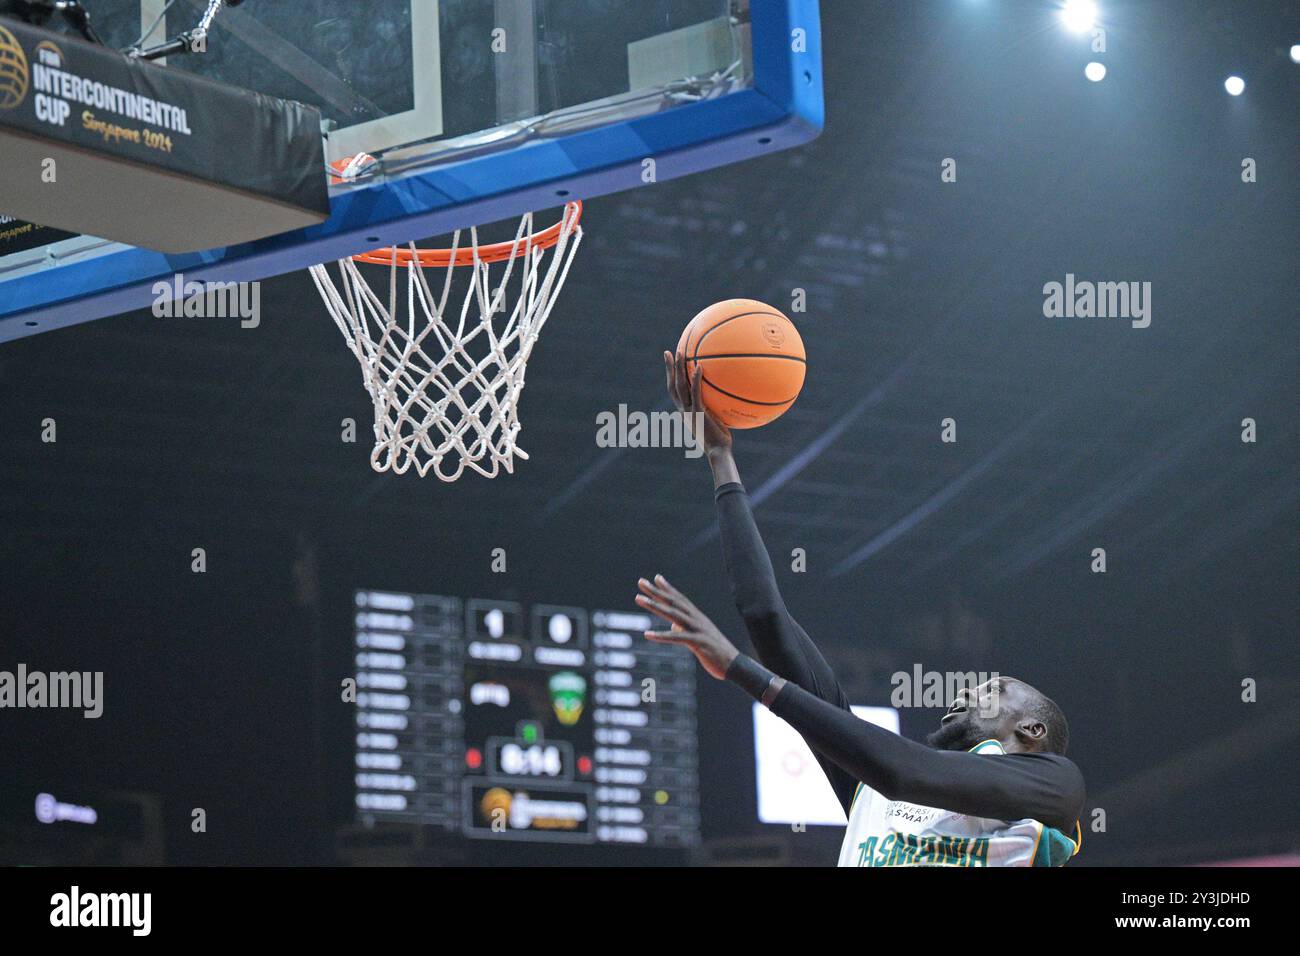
[308,204,582,481]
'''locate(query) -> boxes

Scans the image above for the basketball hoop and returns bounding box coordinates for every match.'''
[308,156,583,481]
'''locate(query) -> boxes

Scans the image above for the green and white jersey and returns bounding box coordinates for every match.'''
[836,740,1081,868]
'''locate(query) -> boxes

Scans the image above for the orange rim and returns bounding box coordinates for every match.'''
[349,201,583,268]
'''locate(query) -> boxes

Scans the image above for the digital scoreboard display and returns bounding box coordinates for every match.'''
[353,591,701,847]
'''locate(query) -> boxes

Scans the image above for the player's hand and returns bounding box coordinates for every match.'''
[663,350,732,455]
[635,574,739,680]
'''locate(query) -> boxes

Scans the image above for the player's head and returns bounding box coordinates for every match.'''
[924,677,1069,756]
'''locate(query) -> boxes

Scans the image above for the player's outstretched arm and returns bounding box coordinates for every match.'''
[663,351,850,712]
[663,353,858,812]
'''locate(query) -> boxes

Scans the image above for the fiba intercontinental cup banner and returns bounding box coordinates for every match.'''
[0,16,328,252]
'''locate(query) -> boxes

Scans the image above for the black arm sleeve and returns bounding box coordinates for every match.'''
[726,656,1085,833]
[715,482,859,813]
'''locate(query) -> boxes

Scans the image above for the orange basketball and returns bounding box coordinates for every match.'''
[676,299,806,429]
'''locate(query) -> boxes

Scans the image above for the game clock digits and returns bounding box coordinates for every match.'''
[353,591,701,847]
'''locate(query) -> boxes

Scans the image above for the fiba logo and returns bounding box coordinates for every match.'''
[0,26,30,110]
[35,40,63,69]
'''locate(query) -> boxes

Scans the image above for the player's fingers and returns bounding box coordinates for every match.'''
[639,578,696,620]
[663,351,677,403]
[634,593,690,627]
[636,577,670,602]
[644,629,700,645]
[653,574,694,609]
[638,575,668,595]
[676,353,693,408]
[638,576,678,602]
[644,629,686,645]
[691,366,705,410]
[653,573,677,593]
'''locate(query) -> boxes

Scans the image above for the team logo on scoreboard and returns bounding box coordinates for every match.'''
[548,672,587,726]
[0,26,30,110]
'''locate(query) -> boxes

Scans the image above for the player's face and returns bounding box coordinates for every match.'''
[926,677,1029,751]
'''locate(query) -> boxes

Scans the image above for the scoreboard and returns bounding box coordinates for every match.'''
[353,590,701,847]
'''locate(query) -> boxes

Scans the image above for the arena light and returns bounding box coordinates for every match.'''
[1085,61,1107,82]
[1224,75,1245,96]
[1290,44,1299,64]
[1059,0,1098,33]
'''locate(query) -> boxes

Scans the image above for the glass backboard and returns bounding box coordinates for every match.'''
[0,0,822,339]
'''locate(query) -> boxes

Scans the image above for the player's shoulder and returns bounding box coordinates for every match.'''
[1012,750,1080,768]
[1006,750,1084,780]
[971,742,1082,776]
[1008,751,1086,813]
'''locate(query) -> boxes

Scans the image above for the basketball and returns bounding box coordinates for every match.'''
[676,299,806,429]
